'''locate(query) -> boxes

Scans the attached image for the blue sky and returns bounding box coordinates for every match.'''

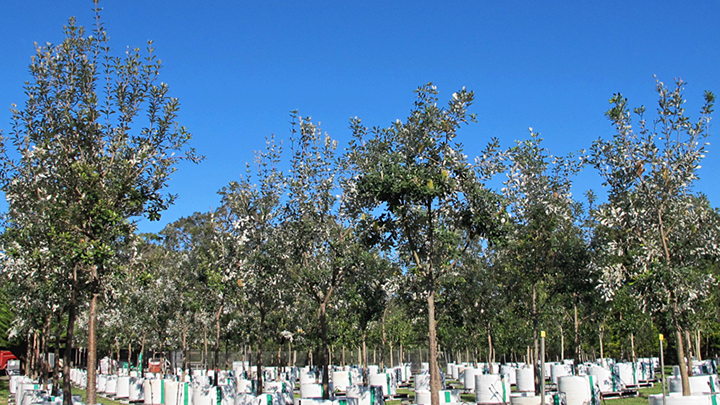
[2,1,719,234]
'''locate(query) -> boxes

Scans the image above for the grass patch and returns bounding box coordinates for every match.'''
[70,387,127,405]
[1,377,9,405]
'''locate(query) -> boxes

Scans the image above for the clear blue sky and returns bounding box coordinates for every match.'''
[2,1,719,234]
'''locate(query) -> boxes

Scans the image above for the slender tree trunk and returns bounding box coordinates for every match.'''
[53,312,62,395]
[181,320,188,381]
[428,288,440,405]
[559,324,564,362]
[362,330,368,386]
[573,299,580,371]
[696,330,702,362]
[62,274,78,405]
[487,322,494,364]
[532,283,540,395]
[87,292,100,405]
[685,330,694,377]
[256,308,265,395]
[214,305,223,376]
[630,333,636,363]
[319,300,331,400]
[599,328,604,361]
[41,315,51,383]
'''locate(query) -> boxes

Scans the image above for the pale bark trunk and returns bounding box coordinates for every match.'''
[86,292,99,405]
[62,287,77,405]
[428,289,440,405]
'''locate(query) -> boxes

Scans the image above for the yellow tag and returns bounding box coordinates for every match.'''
[659,334,664,341]
[541,331,546,338]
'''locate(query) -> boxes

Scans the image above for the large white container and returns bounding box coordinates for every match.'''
[193,385,219,405]
[106,375,119,396]
[515,368,534,393]
[97,374,108,393]
[500,366,517,386]
[463,368,481,391]
[164,381,193,405]
[414,390,460,405]
[346,385,383,405]
[557,376,591,405]
[550,364,570,384]
[129,377,145,402]
[332,371,351,392]
[236,378,253,394]
[117,376,131,398]
[649,393,717,405]
[509,395,553,405]
[300,383,324,399]
[668,375,720,395]
[144,379,164,405]
[414,373,430,391]
[234,393,255,405]
[614,363,637,386]
[587,366,616,393]
[367,366,379,376]
[368,372,396,398]
[299,373,316,385]
[475,374,510,404]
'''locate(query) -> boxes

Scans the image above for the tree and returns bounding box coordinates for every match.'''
[346,84,504,405]
[283,113,356,398]
[217,137,287,393]
[589,77,718,395]
[0,6,200,404]
[494,130,585,389]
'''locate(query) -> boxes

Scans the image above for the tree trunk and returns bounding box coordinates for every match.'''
[685,330,694,377]
[53,312,62,395]
[532,283,540,395]
[182,319,188,381]
[428,288,440,405]
[696,330,702,362]
[62,270,78,405]
[319,301,331,400]
[573,299,580,372]
[362,330,368,386]
[630,333,636,363]
[214,305,223,376]
[87,292,100,405]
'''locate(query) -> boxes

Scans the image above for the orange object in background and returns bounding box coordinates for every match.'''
[148,359,162,373]
[0,350,18,371]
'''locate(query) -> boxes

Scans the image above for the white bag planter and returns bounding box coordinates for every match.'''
[106,375,119,396]
[550,364,570,384]
[300,383,327,399]
[193,385,220,405]
[668,374,720,395]
[614,363,637,386]
[367,366,379,376]
[235,393,255,405]
[332,371,351,392]
[97,374,108,393]
[500,366,517,386]
[129,377,145,402]
[236,378,254,394]
[463,368,481,391]
[649,393,717,405]
[475,374,510,404]
[509,395,553,405]
[414,373,430,391]
[515,368,534,393]
[368,372,396,398]
[557,376,592,405]
[587,366,616,393]
[144,379,164,405]
[346,385,383,405]
[117,376,132,398]
[164,380,193,405]
[414,389,460,405]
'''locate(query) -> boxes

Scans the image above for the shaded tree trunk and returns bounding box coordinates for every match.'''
[62,272,78,405]
[87,291,100,405]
